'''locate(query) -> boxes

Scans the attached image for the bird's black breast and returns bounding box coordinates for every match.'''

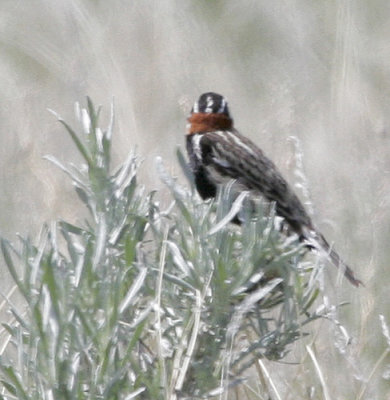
[186,134,217,199]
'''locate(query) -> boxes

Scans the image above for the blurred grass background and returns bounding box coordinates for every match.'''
[0,0,389,397]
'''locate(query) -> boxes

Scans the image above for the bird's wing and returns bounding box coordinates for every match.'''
[199,130,312,231]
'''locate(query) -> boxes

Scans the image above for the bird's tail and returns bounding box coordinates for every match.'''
[305,230,363,287]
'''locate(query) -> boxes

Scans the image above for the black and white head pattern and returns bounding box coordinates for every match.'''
[192,92,230,116]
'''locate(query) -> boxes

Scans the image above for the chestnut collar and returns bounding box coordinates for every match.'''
[187,112,233,134]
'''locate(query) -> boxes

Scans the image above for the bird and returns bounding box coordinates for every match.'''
[185,92,362,287]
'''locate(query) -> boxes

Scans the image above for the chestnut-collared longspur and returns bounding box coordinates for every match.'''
[185,92,361,287]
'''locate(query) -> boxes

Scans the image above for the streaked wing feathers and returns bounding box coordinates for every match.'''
[200,130,312,232]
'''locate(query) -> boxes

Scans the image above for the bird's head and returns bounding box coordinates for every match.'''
[187,92,233,134]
